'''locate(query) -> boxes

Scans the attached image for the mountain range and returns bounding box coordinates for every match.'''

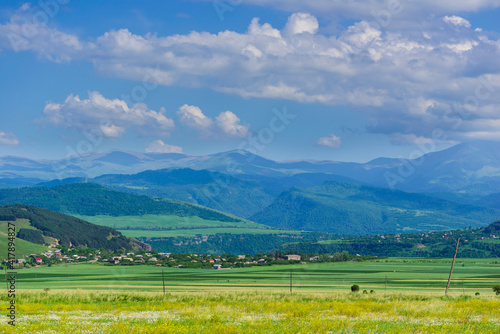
[1,141,499,198]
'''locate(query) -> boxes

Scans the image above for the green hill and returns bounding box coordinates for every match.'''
[0,183,244,222]
[70,168,276,218]
[251,181,500,235]
[0,204,143,252]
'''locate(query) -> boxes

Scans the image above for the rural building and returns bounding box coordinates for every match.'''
[35,258,43,264]
[213,264,222,269]
[16,259,25,263]
[284,255,301,261]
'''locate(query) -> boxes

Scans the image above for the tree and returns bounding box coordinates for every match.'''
[493,285,500,295]
[351,284,360,293]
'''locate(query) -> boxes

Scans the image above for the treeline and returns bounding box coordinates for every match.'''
[0,204,133,251]
[273,221,500,258]
[17,228,45,244]
[140,232,335,255]
[0,183,243,222]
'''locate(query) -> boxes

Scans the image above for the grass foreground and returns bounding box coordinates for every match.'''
[1,290,499,333]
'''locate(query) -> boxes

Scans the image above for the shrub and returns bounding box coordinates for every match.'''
[370,290,375,294]
[475,292,480,296]
[362,290,368,294]
[493,285,500,295]
[351,284,360,293]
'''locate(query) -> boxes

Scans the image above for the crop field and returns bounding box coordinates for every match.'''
[76,214,295,237]
[2,259,500,333]
[9,258,500,293]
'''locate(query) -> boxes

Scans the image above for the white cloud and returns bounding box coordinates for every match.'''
[42,91,174,137]
[3,7,500,142]
[219,0,500,20]
[177,105,250,139]
[443,16,471,28]
[146,140,183,153]
[0,131,19,146]
[177,104,213,130]
[316,134,342,148]
[283,13,319,36]
[215,111,250,138]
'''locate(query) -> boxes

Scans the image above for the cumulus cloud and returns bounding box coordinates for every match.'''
[177,104,213,130]
[316,134,342,148]
[146,140,183,153]
[0,131,19,146]
[3,7,500,142]
[443,16,472,28]
[42,91,174,137]
[283,13,319,36]
[177,105,249,138]
[215,111,250,138]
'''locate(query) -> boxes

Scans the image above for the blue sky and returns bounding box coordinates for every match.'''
[0,0,499,163]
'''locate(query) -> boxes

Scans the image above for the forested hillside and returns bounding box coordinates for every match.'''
[0,204,136,250]
[94,168,275,218]
[274,221,500,258]
[251,181,500,235]
[0,183,244,222]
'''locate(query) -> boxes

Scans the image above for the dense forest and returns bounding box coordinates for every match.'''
[140,232,335,255]
[0,183,243,222]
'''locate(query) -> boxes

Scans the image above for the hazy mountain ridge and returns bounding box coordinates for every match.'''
[1,141,499,197]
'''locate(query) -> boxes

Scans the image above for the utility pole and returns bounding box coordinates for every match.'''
[445,238,460,295]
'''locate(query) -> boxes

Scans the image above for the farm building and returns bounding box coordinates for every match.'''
[284,255,301,261]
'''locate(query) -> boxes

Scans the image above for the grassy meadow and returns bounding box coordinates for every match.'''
[1,259,500,332]
[1,290,500,333]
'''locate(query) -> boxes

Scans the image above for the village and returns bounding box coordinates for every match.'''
[5,245,367,270]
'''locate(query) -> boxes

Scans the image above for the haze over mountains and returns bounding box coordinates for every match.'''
[1,141,499,197]
[0,140,499,239]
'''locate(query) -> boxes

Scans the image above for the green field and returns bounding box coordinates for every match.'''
[10,258,500,294]
[76,214,296,238]
[2,259,500,333]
